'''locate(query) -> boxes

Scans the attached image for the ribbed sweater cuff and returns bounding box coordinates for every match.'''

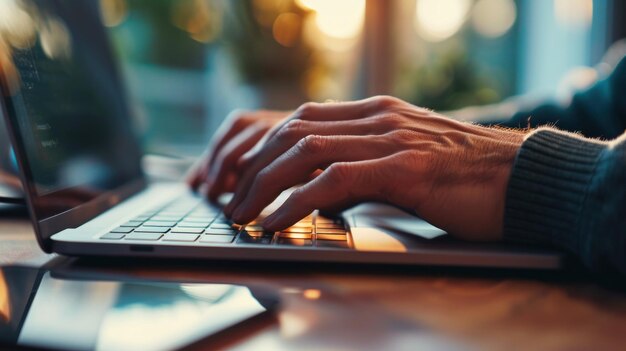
[503,128,607,252]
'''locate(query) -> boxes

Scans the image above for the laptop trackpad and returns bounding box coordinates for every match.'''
[347,203,447,239]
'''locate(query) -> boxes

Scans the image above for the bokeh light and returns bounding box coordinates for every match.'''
[39,18,72,60]
[414,0,472,42]
[471,0,516,38]
[554,0,593,28]
[298,0,365,39]
[171,0,222,43]
[99,0,128,28]
[272,12,302,47]
[0,0,37,49]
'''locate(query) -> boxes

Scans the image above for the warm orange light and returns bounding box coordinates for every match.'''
[303,289,321,300]
[272,12,302,47]
[172,0,222,44]
[0,270,11,323]
[297,0,365,40]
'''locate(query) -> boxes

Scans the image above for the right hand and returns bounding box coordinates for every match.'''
[186,109,289,201]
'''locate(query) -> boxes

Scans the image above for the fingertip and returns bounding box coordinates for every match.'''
[261,207,295,232]
[185,171,199,188]
[261,213,280,232]
[223,198,236,218]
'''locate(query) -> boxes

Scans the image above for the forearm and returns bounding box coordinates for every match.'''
[452,57,626,140]
[504,128,626,275]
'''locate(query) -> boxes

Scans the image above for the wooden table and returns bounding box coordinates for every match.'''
[2,207,626,351]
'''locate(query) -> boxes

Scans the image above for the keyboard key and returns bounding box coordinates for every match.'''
[163,234,199,242]
[120,221,143,227]
[135,227,169,233]
[316,234,347,241]
[101,233,125,240]
[177,222,210,228]
[316,240,349,249]
[278,232,312,240]
[316,217,342,224]
[276,238,312,247]
[158,211,188,216]
[150,216,182,222]
[316,223,345,230]
[244,231,265,237]
[210,223,233,229]
[170,227,204,234]
[290,222,312,228]
[316,229,346,235]
[143,221,177,227]
[125,232,163,241]
[204,229,237,235]
[212,220,231,226]
[245,225,264,231]
[282,227,312,234]
[183,217,216,223]
[200,235,234,244]
[133,216,151,221]
[110,227,134,233]
[237,232,273,245]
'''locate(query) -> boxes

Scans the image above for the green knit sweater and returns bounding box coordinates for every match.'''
[497,57,626,274]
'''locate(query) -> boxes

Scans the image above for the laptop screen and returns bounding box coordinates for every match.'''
[0,1,144,221]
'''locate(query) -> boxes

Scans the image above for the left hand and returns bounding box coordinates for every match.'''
[215,96,525,241]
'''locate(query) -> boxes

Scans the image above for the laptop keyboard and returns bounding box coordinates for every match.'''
[100,194,352,249]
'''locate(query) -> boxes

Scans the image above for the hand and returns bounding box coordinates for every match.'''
[204,96,525,241]
[186,109,289,201]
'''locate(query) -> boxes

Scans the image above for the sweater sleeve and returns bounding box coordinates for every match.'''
[467,56,626,140]
[504,128,626,275]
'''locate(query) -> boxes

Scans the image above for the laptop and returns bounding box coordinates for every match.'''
[0,265,279,350]
[0,0,562,269]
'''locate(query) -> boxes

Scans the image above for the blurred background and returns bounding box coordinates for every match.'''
[98,0,625,157]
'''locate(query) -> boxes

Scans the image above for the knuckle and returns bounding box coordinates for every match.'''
[295,102,320,119]
[275,119,305,142]
[325,162,352,184]
[253,168,272,188]
[231,115,253,130]
[372,95,401,110]
[296,135,329,156]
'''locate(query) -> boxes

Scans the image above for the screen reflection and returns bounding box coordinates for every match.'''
[0,266,273,351]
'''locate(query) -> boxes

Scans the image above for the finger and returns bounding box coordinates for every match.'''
[204,122,269,201]
[223,116,393,216]
[187,110,259,189]
[261,159,389,231]
[260,96,403,144]
[230,134,402,224]
[185,157,206,190]
[187,110,285,190]
[287,96,404,124]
